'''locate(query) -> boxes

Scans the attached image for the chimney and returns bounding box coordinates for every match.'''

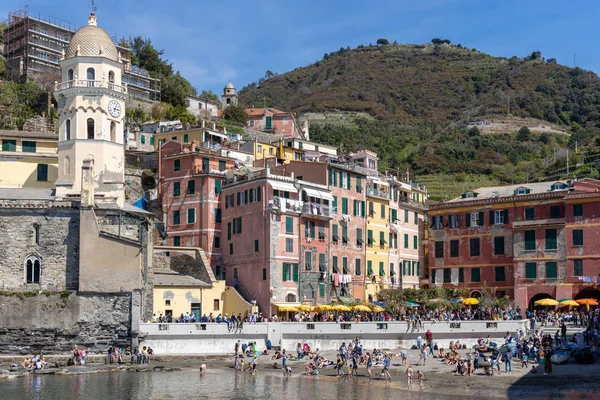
[81,159,95,208]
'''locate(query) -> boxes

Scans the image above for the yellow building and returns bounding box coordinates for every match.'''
[152,268,255,320]
[152,127,205,150]
[365,177,391,301]
[277,142,304,163]
[0,130,58,188]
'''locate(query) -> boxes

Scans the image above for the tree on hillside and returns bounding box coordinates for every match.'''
[200,90,219,103]
[0,22,7,43]
[431,38,451,45]
[161,72,197,107]
[376,38,389,45]
[223,105,248,125]
[121,36,173,78]
[517,127,532,141]
[528,51,543,61]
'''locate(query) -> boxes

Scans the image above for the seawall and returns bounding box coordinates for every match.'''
[140,319,529,354]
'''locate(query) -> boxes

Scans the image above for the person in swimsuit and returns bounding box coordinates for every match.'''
[407,365,413,386]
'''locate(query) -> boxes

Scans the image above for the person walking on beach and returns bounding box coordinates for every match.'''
[366,353,373,377]
[420,345,427,365]
[417,370,424,386]
[406,365,413,387]
[504,350,513,373]
[382,354,392,380]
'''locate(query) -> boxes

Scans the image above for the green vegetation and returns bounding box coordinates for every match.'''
[223,104,249,125]
[240,42,600,189]
[0,80,50,130]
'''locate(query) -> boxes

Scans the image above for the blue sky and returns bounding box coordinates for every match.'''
[3,0,599,96]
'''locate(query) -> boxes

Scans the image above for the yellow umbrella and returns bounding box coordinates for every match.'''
[463,298,480,305]
[352,305,372,312]
[298,304,312,312]
[534,298,559,306]
[278,306,299,312]
[332,304,352,312]
[558,300,579,307]
[314,305,333,312]
[371,305,385,312]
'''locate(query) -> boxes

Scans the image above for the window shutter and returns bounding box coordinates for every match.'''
[283,264,288,281]
[478,211,484,226]
[347,174,351,190]
[293,264,299,282]
[239,217,243,233]
[338,171,343,187]
[361,201,366,217]
[503,209,509,224]
[215,179,222,194]
[257,186,262,202]
[328,169,333,185]
[237,192,240,206]
[466,213,471,227]
[489,210,494,225]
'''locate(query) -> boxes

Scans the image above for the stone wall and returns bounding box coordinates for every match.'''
[0,207,80,291]
[0,292,132,354]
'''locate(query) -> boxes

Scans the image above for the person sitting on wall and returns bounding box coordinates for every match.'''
[130,346,140,364]
[105,347,115,364]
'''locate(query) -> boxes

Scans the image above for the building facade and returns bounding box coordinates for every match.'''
[158,140,235,278]
[427,180,600,311]
[0,130,58,188]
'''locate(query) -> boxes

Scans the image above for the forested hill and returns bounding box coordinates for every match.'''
[238,42,600,196]
[238,43,600,129]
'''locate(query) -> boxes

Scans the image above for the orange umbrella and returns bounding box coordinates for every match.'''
[575,298,598,306]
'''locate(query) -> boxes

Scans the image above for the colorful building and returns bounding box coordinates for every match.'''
[0,130,58,188]
[365,175,391,301]
[427,179,600,311]
[283,160,368,301]
[158,140,236,278]
[220,167,334,315]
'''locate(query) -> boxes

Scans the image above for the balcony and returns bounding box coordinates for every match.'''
[513,218,565,230]
[55,79,128,95]
[366,187,390,200]
[302,202,332,219]
[272,197,302,213]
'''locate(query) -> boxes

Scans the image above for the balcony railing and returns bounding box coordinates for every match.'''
[366,187,390,199]
[272,197,302,213]
[302,202,332,218]
[55,79,128,94]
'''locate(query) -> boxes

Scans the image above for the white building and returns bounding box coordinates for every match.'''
[186,95,219,119]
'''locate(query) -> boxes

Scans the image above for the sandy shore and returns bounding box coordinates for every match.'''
[1,348,598,396]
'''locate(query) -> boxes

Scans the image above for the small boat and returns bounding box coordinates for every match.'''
[550,348,571,365]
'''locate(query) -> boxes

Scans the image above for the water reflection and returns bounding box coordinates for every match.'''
[0,370,591,400]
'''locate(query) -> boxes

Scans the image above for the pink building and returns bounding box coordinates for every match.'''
[158,140,235,277]
[245,107,305,138]
[220,168,333,315]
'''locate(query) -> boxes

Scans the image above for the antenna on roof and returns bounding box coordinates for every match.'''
[92,0,97,13]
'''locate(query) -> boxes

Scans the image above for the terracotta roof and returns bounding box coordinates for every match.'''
[447,181,569,203]
[245,107,287,116]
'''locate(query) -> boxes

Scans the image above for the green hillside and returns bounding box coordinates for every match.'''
[238,42,600,186]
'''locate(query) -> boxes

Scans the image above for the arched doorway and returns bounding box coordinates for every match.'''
[67,69,74,81]
[574,288,600,301]
[529,292,553,310]
[65,119,71,140]
[108,71,115,83]
[87,68,95,86]
[470,290,482,298]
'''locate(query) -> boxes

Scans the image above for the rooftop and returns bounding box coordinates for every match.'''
[153,269,211,287]
[0,130,58,140]
[447,181,569,203]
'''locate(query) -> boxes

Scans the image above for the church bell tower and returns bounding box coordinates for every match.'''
[54,12,126,207]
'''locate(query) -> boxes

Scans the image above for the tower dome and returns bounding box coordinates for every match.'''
[225,81,235,89]
[65,13,118,62]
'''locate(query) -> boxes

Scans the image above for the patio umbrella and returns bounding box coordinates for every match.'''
[278,306,299,312]
[534,298,559,306]
[463,298,480,305]
[332,304,352,312]
[558,300,579,307]
[314,305,332,312]
[298,304,312,312]
[371,305,385,312]
[352,305,372,312]
[575,298,598,306]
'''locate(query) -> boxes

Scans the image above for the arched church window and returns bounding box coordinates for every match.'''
[87,68,95,87]
[108,71,115,83]
[87,118,95,139]
[67,69,74,81]
[110,121,116,142]
[286,293,296,302]
[25,255,41,284]
[33,224,40,245]
[65,119,71,141]
[226,98,231,105]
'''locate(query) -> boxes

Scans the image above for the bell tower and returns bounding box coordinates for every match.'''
[54,12,127,207]
[221,81,238,109]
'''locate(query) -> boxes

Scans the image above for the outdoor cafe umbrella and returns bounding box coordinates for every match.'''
[575,298,598,306]
[314,305,332,312]
[371,305,385,312]
[277,306,299,313]
[558,300,579,307]
[534,298,559,306]
[332,304,352,312]
[352,305,372,312]
[298,304,312,312]
[463,298,480,305]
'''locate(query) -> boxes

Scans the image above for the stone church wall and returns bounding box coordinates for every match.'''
[0,207,80,291]
[0,292,133,354]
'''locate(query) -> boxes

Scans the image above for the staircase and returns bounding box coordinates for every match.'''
[235,284,261,314]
